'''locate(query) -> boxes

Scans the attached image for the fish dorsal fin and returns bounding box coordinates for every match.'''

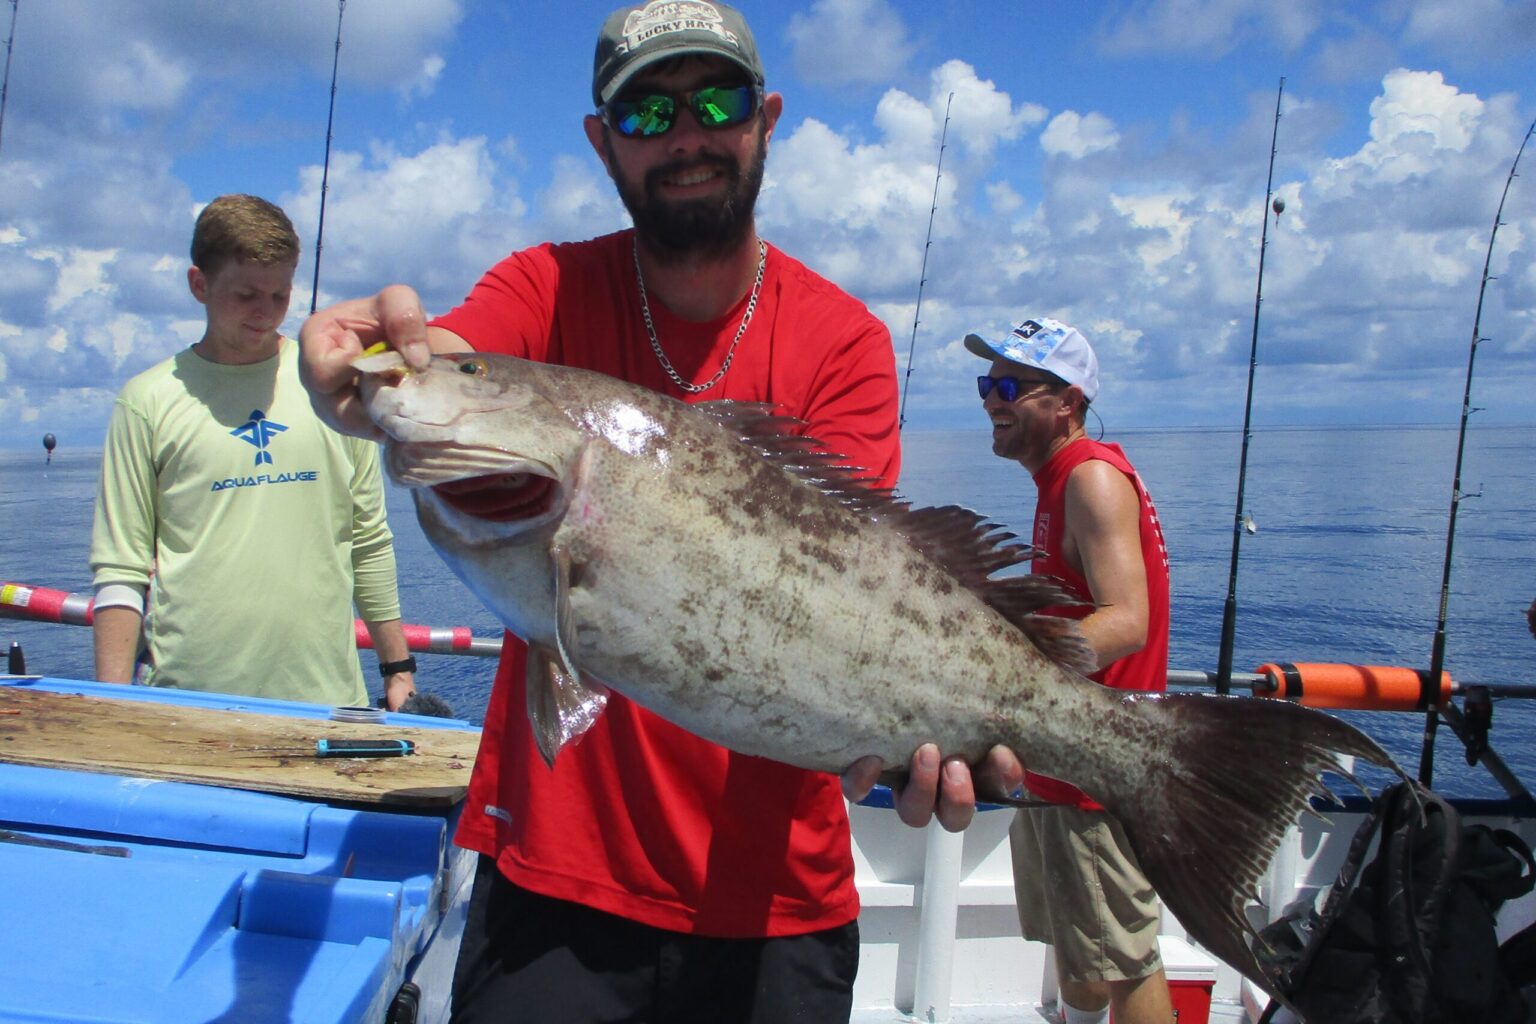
[694,401,889,508]
[1014,604,1098,676]
[696,401,1097,675]
[894,509,1097,675]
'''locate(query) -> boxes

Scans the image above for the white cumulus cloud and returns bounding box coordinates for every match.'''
[1040,111,1121,159]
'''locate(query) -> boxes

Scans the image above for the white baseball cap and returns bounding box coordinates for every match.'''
[964,316,1099,403]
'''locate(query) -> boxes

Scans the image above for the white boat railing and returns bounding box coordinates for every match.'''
[847,785,1536,1023]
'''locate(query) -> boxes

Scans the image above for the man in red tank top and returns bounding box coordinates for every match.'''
[967,316,1175,1024]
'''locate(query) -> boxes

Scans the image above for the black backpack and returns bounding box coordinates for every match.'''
[1254,780,1535,1024]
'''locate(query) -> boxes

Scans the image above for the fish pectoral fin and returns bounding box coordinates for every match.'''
[524,542,606,767]
[524,644,609,768]
[551,541,581,681]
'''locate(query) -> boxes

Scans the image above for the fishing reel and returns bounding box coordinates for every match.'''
[1460,685,1493,767]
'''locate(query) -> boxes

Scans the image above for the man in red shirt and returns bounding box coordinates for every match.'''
[968,316,1175,1024]
[299,3,1020,1020]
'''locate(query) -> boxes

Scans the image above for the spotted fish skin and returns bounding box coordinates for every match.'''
[359,351,1402,999]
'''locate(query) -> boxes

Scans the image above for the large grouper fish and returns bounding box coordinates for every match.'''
[355,349,1402,993]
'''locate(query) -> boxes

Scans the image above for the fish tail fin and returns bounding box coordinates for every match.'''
[1090,692,1402,996]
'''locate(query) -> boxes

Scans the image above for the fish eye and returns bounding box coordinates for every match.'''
[456,358,491,377]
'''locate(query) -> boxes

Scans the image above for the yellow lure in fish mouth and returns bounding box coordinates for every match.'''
[352,341,412,384]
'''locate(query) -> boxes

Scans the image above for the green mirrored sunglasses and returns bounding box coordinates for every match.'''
[604,84,759,138]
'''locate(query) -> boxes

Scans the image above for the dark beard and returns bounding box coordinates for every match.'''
[606,123,767,264]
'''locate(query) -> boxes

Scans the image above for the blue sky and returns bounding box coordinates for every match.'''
[1,0,1533,451]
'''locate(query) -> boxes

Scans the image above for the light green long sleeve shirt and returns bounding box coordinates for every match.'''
[90,339,401,705]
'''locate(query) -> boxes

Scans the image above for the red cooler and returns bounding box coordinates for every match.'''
[1110,935,1216,1024]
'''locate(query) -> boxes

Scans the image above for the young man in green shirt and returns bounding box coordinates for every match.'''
[90,194,418,708]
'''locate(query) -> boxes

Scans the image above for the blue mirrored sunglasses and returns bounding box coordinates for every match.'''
[604,84,759,138]
[977,375,1056,402]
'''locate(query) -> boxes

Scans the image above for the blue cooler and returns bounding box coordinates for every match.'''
[0,677,481,1024]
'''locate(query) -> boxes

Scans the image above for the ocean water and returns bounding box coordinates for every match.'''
[3,424,1533,799]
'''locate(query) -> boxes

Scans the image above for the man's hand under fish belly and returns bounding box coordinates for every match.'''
[841,743,1026,832]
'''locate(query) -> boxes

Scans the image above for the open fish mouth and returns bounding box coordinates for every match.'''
[383,437,559,508]
[431,472,557,522]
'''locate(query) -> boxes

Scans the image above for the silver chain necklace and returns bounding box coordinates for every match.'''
[633,236,766,394]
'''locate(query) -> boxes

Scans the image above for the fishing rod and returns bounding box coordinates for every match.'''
[1214,77,1284,695]
[0,0,20,158]
[310,0,346,315]
[898,92,953,430]
[1417,116,1536,788]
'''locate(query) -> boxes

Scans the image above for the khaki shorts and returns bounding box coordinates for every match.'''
[1010,805,1163,983]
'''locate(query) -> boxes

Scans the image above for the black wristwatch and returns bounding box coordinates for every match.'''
[379,656,417,677]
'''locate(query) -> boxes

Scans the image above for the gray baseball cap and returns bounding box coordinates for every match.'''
[593,1,765,107]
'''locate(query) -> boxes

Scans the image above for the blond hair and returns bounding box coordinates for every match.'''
[190,194,300,278]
